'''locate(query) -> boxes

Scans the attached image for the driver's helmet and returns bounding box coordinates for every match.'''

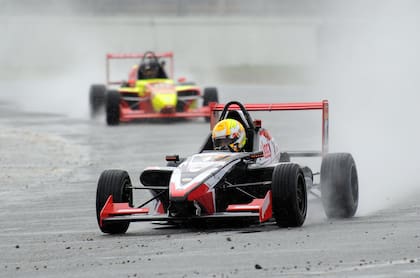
[212,119,247,152]
[139,58,160,79]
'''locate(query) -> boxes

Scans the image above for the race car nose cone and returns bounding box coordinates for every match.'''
[152,92,177,113]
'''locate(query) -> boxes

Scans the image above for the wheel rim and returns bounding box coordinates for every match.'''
[296,175,307,215]
[350,165,358,204]
[122,177,132,205]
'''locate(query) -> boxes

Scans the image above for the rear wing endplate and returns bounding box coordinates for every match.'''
[210,101,329,156]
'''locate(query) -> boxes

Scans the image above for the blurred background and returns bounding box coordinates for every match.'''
[1,0,420,215]
[2,0,419,108]
[0,0,325,87]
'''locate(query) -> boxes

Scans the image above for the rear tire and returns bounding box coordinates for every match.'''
[321,153,358,218]
[203,87,219,106]
[271,163,307,227]
[203,87,219,122]
[96,170,133,234]
[106,90,120,125]
[89,84,106,118]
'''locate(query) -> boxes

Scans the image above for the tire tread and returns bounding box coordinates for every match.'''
[96,169,132,234]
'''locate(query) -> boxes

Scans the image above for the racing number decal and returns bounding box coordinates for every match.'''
[259,129,272,158]
[262,143,272,158]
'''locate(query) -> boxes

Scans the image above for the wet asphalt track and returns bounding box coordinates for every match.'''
[1,87,420,278]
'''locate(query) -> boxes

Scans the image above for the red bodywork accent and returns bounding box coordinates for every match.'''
[322,100,329,154]
[259,129,272,140]
[169,180,199,199]
[210,101,329,156]
[100,196,149,227]
[127,66,138,86]
[187,184,209,201]
[187,184,215,214]
[119,106,213,121]
[211,102,325,112]
[169,182,215,214]
[253,119,262,128]
[155,200,165,214]
[226,191,272,223]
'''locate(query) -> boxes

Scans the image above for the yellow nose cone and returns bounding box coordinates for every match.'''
[152,92,177,112]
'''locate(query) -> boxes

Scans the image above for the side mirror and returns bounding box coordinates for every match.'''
[166,155,180,162]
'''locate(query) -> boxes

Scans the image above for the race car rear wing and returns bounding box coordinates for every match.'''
[210,100,329,157]
[105,52,174,85]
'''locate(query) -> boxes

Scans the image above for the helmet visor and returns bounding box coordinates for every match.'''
[213,137,235,150]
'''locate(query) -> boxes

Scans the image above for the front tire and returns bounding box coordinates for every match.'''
[96,170,133,234]
[106,90,120,125]
[271,163,307,227]
[321,153,358,218]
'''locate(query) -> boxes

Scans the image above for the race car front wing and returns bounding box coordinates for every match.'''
[100,191,272,226]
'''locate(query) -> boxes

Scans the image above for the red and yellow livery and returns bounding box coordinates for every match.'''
[89,51,218,125]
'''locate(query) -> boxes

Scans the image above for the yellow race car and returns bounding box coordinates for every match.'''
[89,51,219,125]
